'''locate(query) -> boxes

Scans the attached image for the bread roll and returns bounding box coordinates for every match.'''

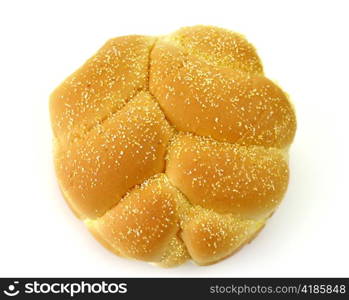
[50,25,296,267]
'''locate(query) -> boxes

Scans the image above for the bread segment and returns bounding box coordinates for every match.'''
[54,91,174,219]
[157,235,190,268]
[180,206,264,265]
[50,36,155,145]
[166,133,289,219]
[87,174,184,262]
[150,38,296,148]
[169,25,264,74]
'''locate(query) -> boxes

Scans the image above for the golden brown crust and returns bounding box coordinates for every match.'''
[50,25,297,267]
[149,39,296,148]
[156,235,190,268]
[166,133,289,219]
[180,207,264,265]
[85,219,124,257]
[87,174,182,261]
[54,91,174,219]
[50,36,155,145]
[169,25,264,74]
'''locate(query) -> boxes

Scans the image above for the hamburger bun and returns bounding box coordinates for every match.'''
[50,25,296,266]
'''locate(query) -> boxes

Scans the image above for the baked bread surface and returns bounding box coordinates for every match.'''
[50,25,296,266]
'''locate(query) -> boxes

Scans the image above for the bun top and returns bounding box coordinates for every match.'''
[50,25,296,266]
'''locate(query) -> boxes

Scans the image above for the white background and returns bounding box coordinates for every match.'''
[0,0,348,277]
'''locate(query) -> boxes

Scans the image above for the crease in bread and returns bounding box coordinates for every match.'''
[50,25,296,267]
